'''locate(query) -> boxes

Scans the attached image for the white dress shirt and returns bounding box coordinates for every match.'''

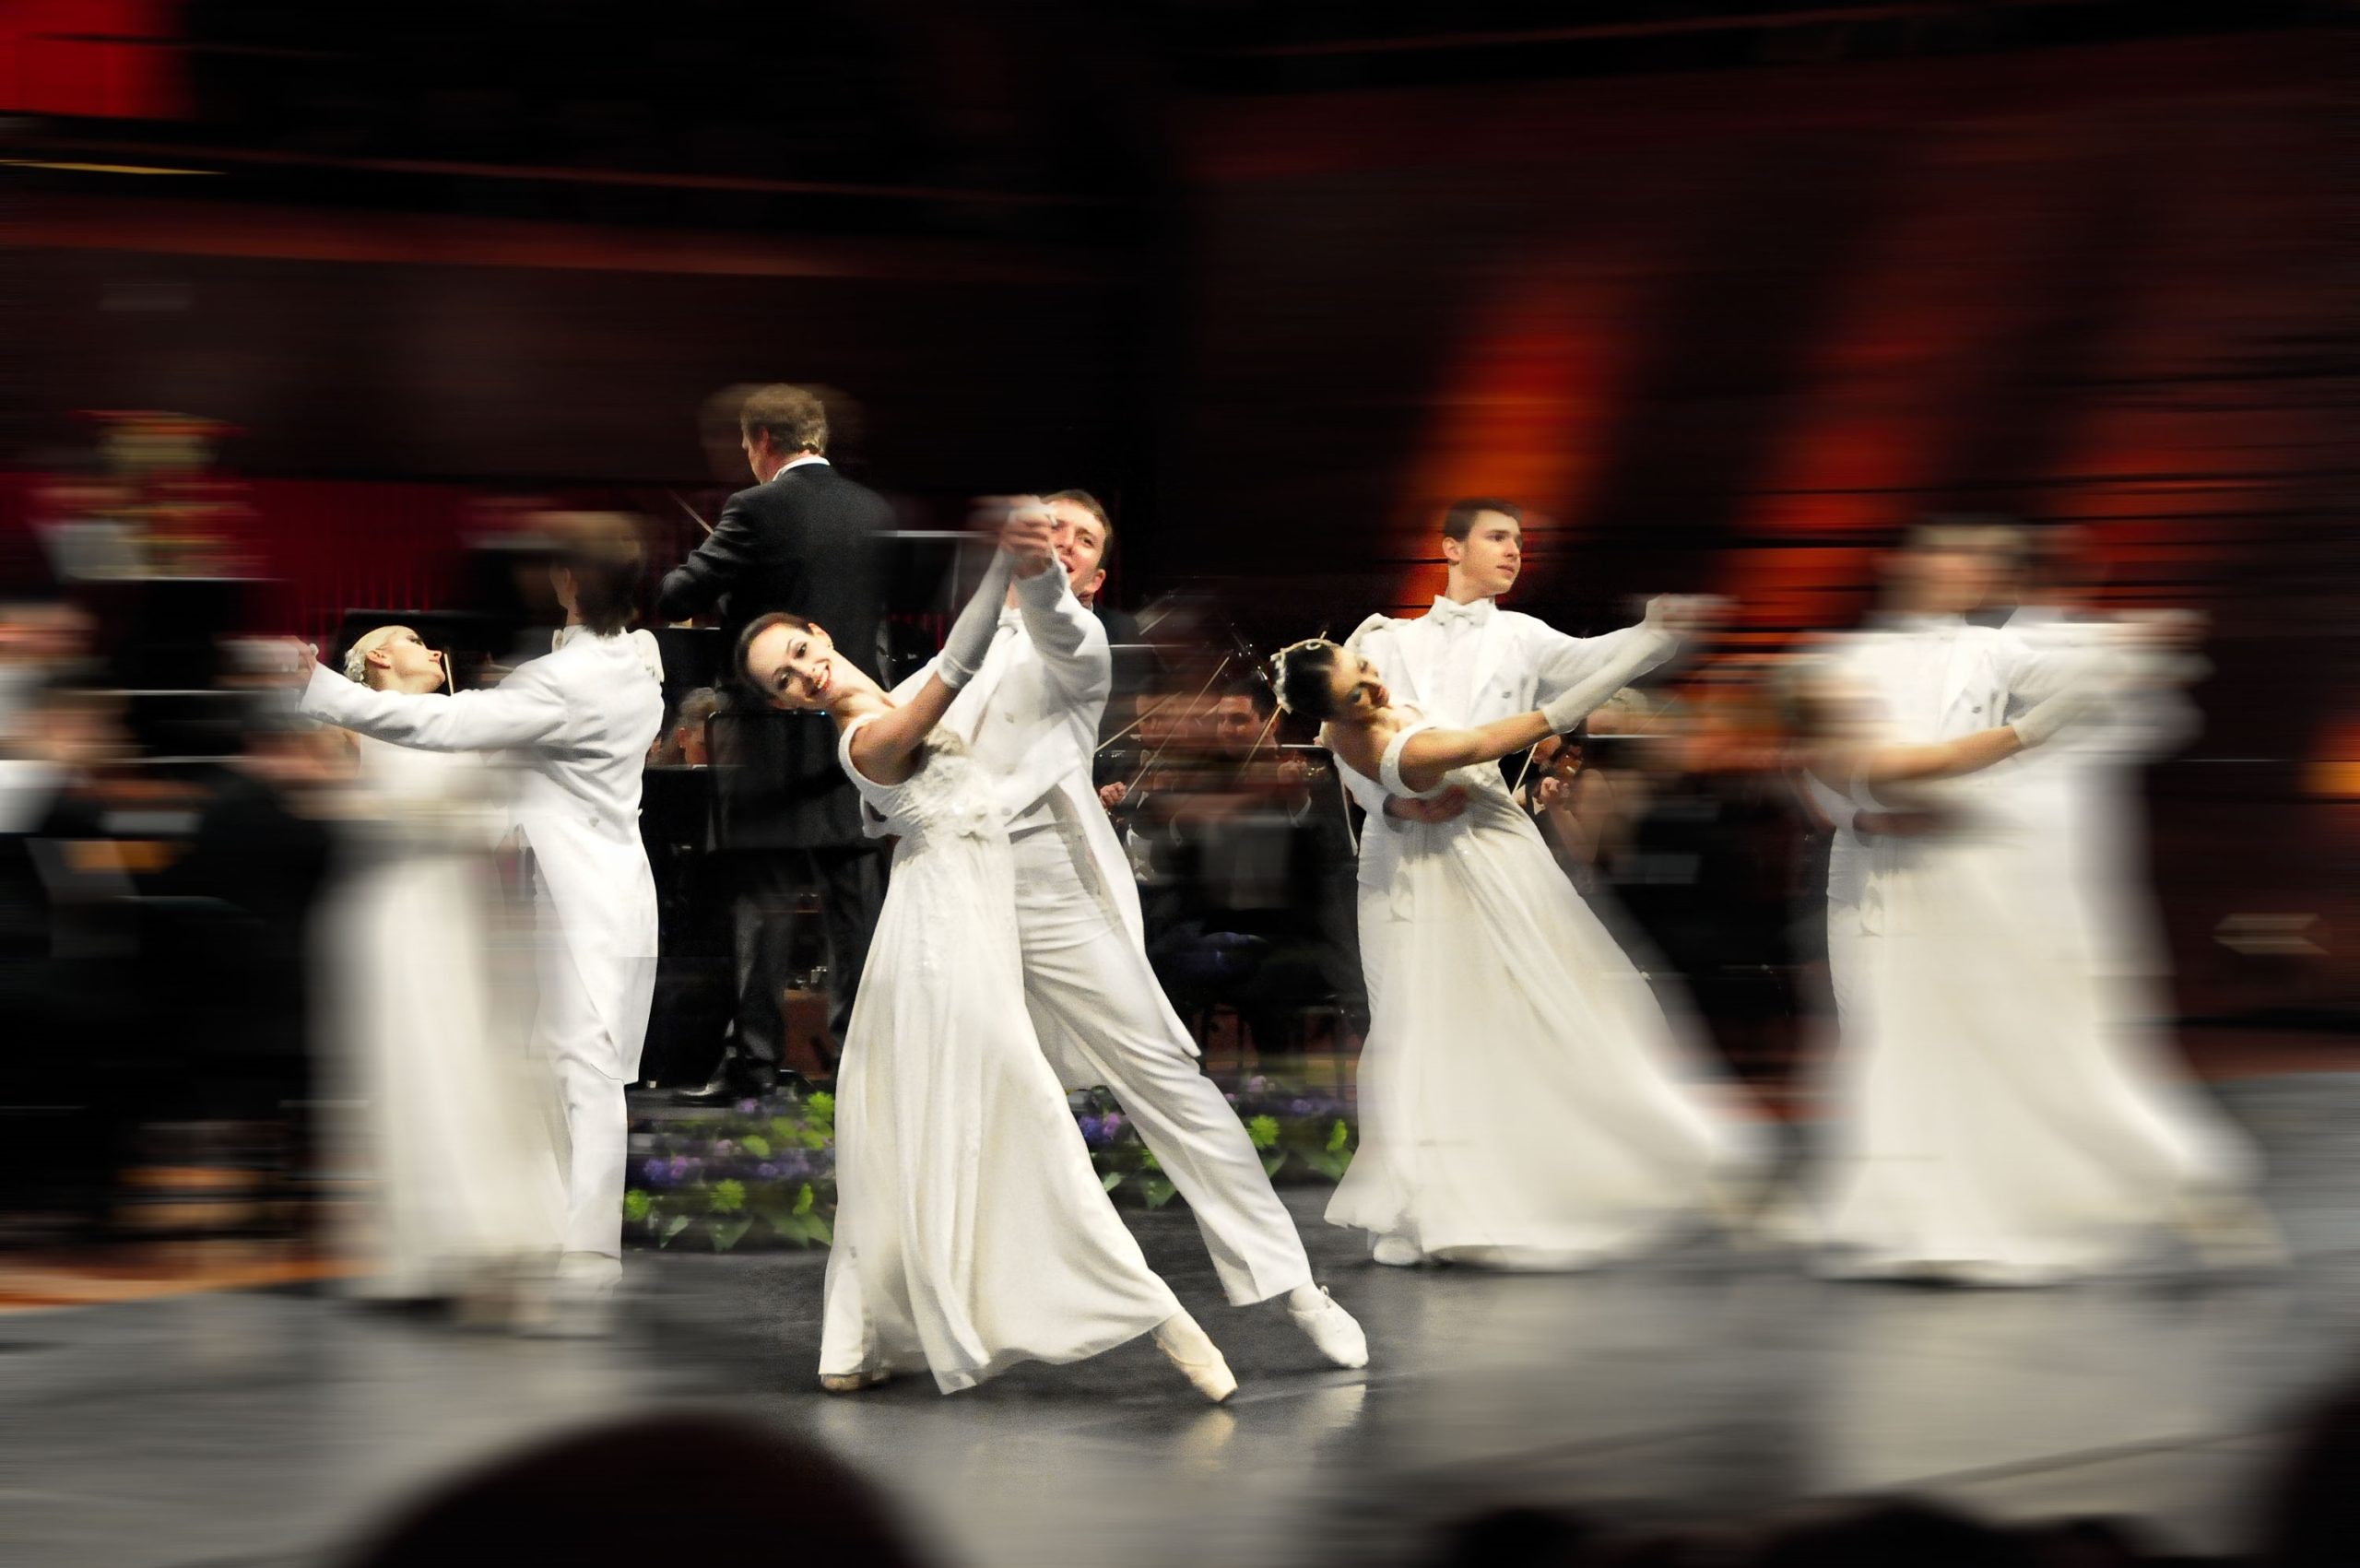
[1423,594,1495,724]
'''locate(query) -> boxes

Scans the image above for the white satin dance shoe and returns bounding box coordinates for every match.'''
[1153,1314,1238,1404]
[1286,1285,1369,1370]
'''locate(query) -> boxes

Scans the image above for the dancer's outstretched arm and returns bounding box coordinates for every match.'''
[1839,676,2108,788]
[1009,548,1112,708]
[297,659,572,753]
[845,516,1044,782]
[1384,597,1696,794]
[1528,616,1683,712]
[1847,725,2026,788]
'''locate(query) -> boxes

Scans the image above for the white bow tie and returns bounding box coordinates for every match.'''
[1429,600,1493,630]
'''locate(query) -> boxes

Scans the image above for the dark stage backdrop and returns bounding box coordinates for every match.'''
[6,216,1139,496]
[1155,29,2356,1024]
[4,27,2350,1027]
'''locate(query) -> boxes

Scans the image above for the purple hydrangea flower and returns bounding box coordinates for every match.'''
[756,1162,779,1180]
[642,1158,670,1187]
[736,1098,760,1114]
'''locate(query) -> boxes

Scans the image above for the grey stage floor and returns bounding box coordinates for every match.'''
[11,1073,2360,1568]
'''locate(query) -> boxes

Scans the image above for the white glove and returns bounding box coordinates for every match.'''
[939,548,1017,690]
[2010,649,2130,748]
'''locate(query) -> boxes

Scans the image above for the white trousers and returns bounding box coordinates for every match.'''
[1017,892,1315,1307]
[535,955,630,1272]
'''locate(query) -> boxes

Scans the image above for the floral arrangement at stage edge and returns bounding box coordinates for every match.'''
[624,1077,1354,1254]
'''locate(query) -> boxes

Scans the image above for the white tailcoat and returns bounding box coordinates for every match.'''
[1335,603,1676,1011]
[888,570,1315,1303]
[1810,615,2248,1278]
[300,631,667,1079]
[887,569,1148,964]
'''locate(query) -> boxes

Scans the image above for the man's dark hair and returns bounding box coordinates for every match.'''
[551,512,646,637]
[739,384,830,457]
[1442,498,1523,543]
[1904,512,2017,555]
[1218,675,1276,719]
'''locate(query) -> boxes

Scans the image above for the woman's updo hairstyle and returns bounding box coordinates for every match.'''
[342,625,400,687]
[1272,638,1343,723]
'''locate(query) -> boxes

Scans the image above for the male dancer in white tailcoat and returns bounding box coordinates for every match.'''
[1804,522,2272,1280]
[884,493,1367,1367]
[1334,500,1682,997]
[295,518,665,1326]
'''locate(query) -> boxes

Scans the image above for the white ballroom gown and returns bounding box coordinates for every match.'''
[817,716,1184,1393]
[1329,713,1759,1267]
[319,736,567,1301]
[1815,760,2258,1282]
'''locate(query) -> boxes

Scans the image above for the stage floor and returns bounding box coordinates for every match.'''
[10,1072,2360,1568]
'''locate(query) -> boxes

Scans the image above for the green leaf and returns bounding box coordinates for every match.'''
[622,1189,652,1223]
[710,1217,754,1253]
[708,1179,747,1215]
[1327,1117,1351,1155]
[1259,1150,1288,1179]
[738,1134,772,1159]
[1303,1148,1354,1182]
[1140,1175,1177,1209]
[766,1211,811,1243]
[806,1091,835,1126]
[1140,1147,1162,1173]
[770,1116,801,1142]
[808,1212,833,1247]
[794,1181,816,1217]
[1101,1171,1124,1193]
[659,1214,692,1248]
[1245,1114,1281,1150]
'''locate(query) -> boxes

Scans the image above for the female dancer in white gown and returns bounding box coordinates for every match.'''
[1276,599,1761,1271]
[1789,654,2275,1285]
[317,625,566,1311]
[737,506,1236,1399]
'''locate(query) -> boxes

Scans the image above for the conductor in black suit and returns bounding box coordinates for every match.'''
[657,383,891,1099]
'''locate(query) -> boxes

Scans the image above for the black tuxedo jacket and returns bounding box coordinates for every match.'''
[656,461,891,848]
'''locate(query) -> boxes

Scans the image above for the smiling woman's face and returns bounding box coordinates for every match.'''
[744,620,840,709]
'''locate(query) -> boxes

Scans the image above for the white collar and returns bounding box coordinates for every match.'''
[1427,594,1496,622]
[773,454,830,477]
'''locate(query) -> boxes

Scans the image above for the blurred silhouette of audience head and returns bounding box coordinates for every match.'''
[345,1412,934,1568]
